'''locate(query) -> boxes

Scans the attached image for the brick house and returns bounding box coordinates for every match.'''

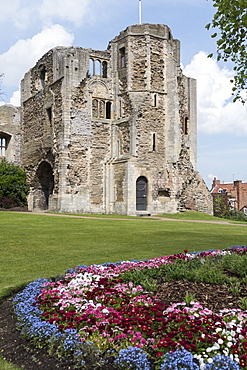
[211,177,247,215]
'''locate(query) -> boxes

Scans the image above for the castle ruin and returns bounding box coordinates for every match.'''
[2,24,213,215]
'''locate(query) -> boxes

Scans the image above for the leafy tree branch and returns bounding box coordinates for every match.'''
[206,0,247,102]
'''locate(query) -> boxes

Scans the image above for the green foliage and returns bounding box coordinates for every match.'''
[120,253,247,290]
[0,160,29,207]
[227,210,247,222]
[220,252,247,277]
[228,280,242,296]
[239,297,247,310]
[184,291,196,305]
[213,194,229,218]
[206,0,247,102]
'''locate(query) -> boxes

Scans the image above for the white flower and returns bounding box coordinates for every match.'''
[218,338,224,344]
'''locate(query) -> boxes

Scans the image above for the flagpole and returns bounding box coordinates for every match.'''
[139,0,142,24]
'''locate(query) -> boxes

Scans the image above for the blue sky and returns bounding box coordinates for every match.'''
[0,0,246,188]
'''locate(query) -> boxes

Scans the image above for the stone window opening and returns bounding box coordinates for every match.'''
[89,58,108,78]
[0,136,6,156]
[102,61,107,78]
[92,99,112,119]
[92,99,99,118]
[158,189,170,197]
[89,58,95,76]
[106,101,112,119]
[39,65,46,88]
[99,100,105,118]
[153,93,157,107]
[95,60,101,75]
[182,116,189,135]
[119,47,126,68]
[152,133,156,151]
[46,107,52,124]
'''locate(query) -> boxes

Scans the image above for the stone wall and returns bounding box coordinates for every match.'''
[0,104,20,164]
[20,24,213,215]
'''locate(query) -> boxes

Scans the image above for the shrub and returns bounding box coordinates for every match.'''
[227,210,247,222]
[0,159,29,207]
[0,195,20,208]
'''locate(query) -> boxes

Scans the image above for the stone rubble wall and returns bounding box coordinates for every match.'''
[19,24,213,215]
[0,105,21,165]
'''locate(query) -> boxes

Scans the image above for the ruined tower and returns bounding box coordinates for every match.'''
[20,24,213,215]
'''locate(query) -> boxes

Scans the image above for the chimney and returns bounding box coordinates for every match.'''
[212,177,220,188]
[234,180,242,210]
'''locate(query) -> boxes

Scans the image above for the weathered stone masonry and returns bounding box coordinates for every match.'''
[19,23,212,215]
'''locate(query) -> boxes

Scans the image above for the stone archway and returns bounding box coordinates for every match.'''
[32,161,54,211]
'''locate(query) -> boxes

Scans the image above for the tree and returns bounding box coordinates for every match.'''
[0,160,30,208]
[212,193,229,218]
[206,0,247,102]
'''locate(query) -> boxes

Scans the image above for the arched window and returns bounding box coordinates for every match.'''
[106,102,112,119]
[119,47,126,68]
[95,60,101,76]
[89,58,94,76]
[99,100,105,118]
[102,61,107,78]
[92,99,98,118]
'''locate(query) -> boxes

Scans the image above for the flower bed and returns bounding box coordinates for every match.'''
[13,247,247,369]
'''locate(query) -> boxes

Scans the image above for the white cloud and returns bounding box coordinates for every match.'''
[183,51,247,135]
[10,90,20,106]
[39,0,91,27]
[0,24,74,88]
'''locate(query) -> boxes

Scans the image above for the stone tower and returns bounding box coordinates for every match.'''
[20,24,213,215]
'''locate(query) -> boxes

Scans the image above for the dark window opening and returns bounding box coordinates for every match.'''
[119,47,126,68]
[154,94,157,107]
[152,133,156,151]
[39,66,46,88]
[46,107,52,124]
[102,61,107,78]
[158,189,170,197]
[106,102,112,119]
[182,116,189,135]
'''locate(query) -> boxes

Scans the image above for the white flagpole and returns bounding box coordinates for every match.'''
[139,0,142,24]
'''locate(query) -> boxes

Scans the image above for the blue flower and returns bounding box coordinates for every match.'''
[204,355,241,370]
[114,346,150,370]
[160,348,199,370]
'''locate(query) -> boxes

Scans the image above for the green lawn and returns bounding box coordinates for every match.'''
[0,210,247,369]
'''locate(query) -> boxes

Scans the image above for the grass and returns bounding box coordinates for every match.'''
[0,210,247,369]
[159,210,229,221]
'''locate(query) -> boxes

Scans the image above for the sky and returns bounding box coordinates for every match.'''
[0,0,246,189]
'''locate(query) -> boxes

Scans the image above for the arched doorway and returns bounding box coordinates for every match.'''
[33,161,54,211]
[136,176,147,211]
